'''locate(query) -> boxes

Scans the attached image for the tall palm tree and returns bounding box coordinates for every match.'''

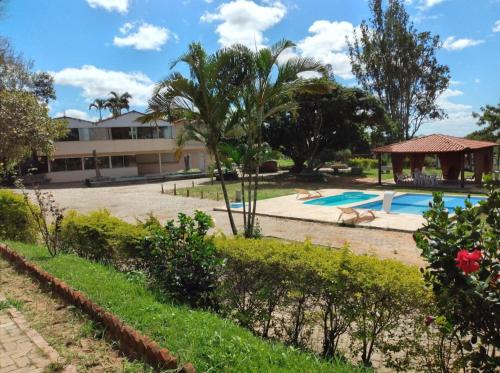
[105,91,132,117]
[139,43,250,235]
[88,98,106,120]
[231,40,327,237]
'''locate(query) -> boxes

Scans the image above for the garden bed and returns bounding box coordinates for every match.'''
[1,240,367,373]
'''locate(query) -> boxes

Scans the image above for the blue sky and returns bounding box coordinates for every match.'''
[1,0,499,136]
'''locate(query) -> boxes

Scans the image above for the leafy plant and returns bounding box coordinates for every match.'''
[143,211,223,308]
[0,189,38,242]
[414,177,500,371]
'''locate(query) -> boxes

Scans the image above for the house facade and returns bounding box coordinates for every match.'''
[39,111,209,183]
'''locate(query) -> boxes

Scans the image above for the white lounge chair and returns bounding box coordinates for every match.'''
[295,189,322,200]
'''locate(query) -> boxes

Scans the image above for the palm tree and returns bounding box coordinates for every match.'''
[105,91,132,117]
[230,40,327,237]
[88,98,106,120]
[138,43,250,235]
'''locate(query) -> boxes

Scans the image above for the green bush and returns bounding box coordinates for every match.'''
[60,209,146,263]
[143,211,223,308]
[0,189,38,242]
[214,236,429,367]
[414,178,500,371]
[348,157,378,170]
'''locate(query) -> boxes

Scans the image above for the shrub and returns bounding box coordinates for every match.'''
[348,157,378,170]
[60,209,146,263]
[333,149,352,164]
[414,177,500,371]
[214,236,429,366]
[143,211,223,308]
[0,189,38,242]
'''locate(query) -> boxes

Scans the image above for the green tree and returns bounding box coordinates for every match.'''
[0,90,67,175]
[265,82,387,173]
[139,43,251,235]
[467,101,500,142]
[105,91,132,117]
[31,71,56,104]
[348,0,450,141]
[230,40,326,237]
[88,98,107,120]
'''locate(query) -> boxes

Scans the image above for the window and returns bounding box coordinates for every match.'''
[137,127,156,139]
[160,126,173,139]
[161,153,177,163]
[50,158,82,172]
[111,127,135,140]
[84,156,110,169]
[59,128,79,141]
[111,155,137,168]
[78,128,90,141]
[89,128,110,140]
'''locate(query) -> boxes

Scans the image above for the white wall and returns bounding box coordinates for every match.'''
[45,167,138,183]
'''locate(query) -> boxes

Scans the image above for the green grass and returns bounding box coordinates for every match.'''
[168,180,304,201]
[5,240,367,373]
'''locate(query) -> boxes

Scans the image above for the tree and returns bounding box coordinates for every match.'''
[105,91,132,117]
[230,40,326,237]
[0,90,67,175]
[31,72,56,104]
[89,98,107,120]
[139,43,251,235]
[348,0,450,141]
[467,101,500,142]
[265,82,388,173]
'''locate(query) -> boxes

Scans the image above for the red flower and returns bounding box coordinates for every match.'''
[455,249,482,274]
[425,315,434,326]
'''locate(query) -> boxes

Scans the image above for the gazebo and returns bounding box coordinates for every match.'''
[372,134,499,187]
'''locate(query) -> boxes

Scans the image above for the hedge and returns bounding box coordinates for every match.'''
[0,189,38,242]
[4,240,367,373]
[214,236,431,366]
[348,158,378,170]
[60,209,147,263]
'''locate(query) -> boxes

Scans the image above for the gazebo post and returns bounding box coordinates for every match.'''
[377,153,382,186]
[460,151,465,188]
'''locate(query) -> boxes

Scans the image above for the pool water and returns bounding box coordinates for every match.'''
[356,193,485,215]
[303,191,378,206]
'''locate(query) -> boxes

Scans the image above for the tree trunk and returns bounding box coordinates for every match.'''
[213,150,238,235]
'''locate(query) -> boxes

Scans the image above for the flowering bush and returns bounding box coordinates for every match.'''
[414,177,499,371]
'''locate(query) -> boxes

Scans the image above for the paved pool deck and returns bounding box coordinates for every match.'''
[215,188,427,233]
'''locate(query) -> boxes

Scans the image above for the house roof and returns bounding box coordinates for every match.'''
[373,134,498,154]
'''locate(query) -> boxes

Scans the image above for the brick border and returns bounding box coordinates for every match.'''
[0,243,195,373]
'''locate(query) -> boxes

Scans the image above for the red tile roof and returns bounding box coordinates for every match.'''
[373,134,498,153]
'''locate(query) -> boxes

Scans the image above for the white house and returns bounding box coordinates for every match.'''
[38,111,209,183]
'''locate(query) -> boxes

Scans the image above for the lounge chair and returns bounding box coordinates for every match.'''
[337,207,376,224]
[295,189,322,200]
[396,173,411,184]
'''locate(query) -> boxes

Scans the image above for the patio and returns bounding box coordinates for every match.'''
[215,188,429,232]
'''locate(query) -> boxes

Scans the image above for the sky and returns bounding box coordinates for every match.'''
[1,0,499,136]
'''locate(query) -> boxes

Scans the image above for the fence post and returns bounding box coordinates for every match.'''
[187,189,190,198]
[192,180,195,188]
[216,192,219,201]
[201,191,204,199]
[174,184,177,195]
[161,184,164,194]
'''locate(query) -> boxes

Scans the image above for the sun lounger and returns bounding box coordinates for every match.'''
[295,189,322,200]
[337,207,376,224]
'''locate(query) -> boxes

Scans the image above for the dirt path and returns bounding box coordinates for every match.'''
[0,258,153,372]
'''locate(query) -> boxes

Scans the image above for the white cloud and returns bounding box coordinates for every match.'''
[113,22,175,51]
[417,0,445,10]
[420,88,476,136]
[55,109,98,122]
[200,0,286,48]
[493,20,500,33]
[86,0,129,13]
[442,36,484,51]
[51,65,154,107]
[296,20,356,80]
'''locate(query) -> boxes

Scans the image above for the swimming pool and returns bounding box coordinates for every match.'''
[303,191,378,206]
[356,193,485,215]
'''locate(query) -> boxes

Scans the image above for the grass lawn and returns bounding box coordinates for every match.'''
[167,180,304,201]
[4,240,368,373]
